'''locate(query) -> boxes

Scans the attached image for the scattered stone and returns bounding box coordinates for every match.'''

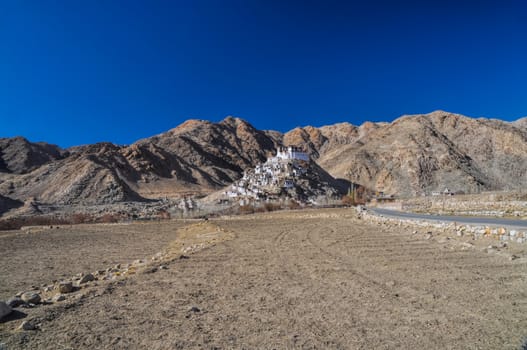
[142,267,158,274]
[52,294,66,303]
[57,281,74,294]
[6,297,24,308]
[179,255,190,260]
[159,265,168,270]
[189,306,200,313]
[509,255,519,261]
[21,292,41,304]
[0,301,12,321]
[385,280,396,288]
[78,273,95,284]
[18,320,37,331]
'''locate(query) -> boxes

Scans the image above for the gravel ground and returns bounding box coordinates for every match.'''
[0,220,191,300]
[1,208,526,349]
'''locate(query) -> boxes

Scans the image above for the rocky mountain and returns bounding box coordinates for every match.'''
[0,117,280,208]
[282,111,527,196]
[0,111,526,212]
[514,117,527,130]
[0,137,66,174]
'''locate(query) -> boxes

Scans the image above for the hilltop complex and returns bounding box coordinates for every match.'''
[223,146,341,204]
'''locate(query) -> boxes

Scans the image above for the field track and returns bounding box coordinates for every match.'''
[1,209,526,349]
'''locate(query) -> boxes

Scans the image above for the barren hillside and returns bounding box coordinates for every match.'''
[1,111,525,209]
[284,111,527,196]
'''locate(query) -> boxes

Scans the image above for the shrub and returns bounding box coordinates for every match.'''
[157,209,171,220]
[98,213,121,223]
[263,202,281,212]
[287,200,301,210]
[238,205,255,214]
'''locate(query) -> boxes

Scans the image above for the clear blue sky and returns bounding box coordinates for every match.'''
[1,0,526,147]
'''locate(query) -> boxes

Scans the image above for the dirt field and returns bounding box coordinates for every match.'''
[1,209,527,349]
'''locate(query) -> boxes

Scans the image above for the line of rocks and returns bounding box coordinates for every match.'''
[363,207,527,245]
[0,223,215,330]
[0,257,168,329]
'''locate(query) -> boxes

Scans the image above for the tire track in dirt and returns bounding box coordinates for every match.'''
[302,219,521,330]
[267,222,348,348]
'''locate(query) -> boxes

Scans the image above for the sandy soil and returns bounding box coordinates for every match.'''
[0,220,192,301]
[1,209,527,349]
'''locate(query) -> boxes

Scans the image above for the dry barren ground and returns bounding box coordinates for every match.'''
[1,209,527,349]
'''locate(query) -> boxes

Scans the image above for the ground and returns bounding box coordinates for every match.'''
[1,209,526,349]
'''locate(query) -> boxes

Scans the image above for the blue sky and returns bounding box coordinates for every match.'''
[1,0,526,147]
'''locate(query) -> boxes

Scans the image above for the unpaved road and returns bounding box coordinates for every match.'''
[1,209,527,349]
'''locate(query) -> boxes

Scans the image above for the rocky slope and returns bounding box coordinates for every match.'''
[0,137,66,174]
[0,118,280,209]
[0,195,22,216]
[1,111,526,212]
[282,111,527,196]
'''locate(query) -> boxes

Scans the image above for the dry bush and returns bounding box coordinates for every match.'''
[0,219,22,231]
[287,200,301,210]
[238,205,255,214]
[264,202,281,212]
[0,215,71,231]
[342,195,365,206]
[157,209,171,220]
[98,213,121,223]
[341,195,355,206]
[254,206,267,213]
[72,213,93,224]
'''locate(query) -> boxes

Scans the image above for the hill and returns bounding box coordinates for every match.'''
[283,111,527,196]
[1,111,526,213]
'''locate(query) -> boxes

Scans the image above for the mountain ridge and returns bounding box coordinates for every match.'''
[1,111,525,212]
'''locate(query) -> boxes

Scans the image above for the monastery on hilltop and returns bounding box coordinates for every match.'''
[224,146,310,202]
[275,146,310,162]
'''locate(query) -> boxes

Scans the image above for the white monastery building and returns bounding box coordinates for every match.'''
[275,146,310,162]
[223,146,310,201]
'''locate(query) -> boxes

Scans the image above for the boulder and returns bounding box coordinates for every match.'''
[57,281,74,293]
[21,292,41,304]
[0,301,13,321]
[18,320,37,331]
[78,273,95,284]
[6,297,24,308]
[52,294,66,303]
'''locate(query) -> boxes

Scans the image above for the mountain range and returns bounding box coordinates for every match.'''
[1,110,526,214]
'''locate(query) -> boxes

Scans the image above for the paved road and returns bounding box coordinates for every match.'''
[370,207,527,230]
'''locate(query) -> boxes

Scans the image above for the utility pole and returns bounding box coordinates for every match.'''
[347,169,355,204]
